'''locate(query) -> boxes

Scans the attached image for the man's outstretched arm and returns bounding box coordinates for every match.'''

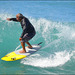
[7,18,18,22]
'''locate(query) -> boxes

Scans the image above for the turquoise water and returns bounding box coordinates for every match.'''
[0,1,75,74]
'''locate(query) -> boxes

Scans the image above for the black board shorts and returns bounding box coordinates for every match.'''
[21,32,36,43]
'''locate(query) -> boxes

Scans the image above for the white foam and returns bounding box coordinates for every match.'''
[15,44,21,51]
[0,13,13,21]
[21,50,72,68]
[71,51,75,59]
[0,13,17,28]
[71,32,75,39]
[29,17,75,44]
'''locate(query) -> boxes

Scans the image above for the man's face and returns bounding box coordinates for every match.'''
[16,15,20,21]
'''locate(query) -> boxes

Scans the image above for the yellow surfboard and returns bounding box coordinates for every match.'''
[1,44,41,61]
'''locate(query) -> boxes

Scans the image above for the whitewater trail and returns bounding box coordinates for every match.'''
[21,50,75,68]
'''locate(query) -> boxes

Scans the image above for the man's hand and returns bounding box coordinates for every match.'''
[19,38,22,41]
[7,18,11,21]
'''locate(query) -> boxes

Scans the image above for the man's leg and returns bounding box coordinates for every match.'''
[26,42,32,48]
[19,42,26,53]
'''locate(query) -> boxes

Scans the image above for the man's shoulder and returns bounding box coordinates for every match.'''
[21,16,30,24]
[22,17,28,21]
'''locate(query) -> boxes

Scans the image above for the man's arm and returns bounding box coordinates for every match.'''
[7,18,18,22]
[20,25,27,39]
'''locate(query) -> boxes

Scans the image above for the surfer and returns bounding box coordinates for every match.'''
[7,13,36,53]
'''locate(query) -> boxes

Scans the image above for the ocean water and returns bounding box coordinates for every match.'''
[0,1,75,74]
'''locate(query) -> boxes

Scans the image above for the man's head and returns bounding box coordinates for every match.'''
[16,13,24,22]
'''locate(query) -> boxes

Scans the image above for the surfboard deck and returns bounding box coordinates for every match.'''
[1,44,41,61]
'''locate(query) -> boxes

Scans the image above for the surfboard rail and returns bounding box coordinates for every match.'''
[1,44,42,61]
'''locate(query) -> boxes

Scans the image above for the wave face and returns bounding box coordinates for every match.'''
[0,1,75,74]
[20,18,75,68]
[0,14,75,67]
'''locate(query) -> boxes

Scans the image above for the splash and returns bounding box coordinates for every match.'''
[29,18,75,44]
[0,13,13,21]
[15,44,21,51]
[21,50,73,68]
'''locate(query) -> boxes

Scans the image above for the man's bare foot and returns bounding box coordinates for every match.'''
[26,46,32,49]
[19,50,26,53]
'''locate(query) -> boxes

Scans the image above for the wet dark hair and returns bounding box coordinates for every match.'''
[18,13,24,18]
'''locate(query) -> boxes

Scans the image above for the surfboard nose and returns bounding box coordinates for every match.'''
[1,57,12,61]
[1,52,26,61]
